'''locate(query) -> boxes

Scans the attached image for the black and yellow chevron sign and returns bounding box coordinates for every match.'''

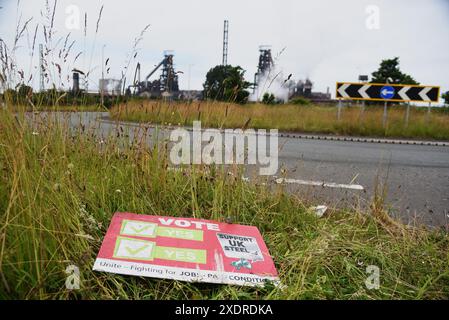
[336,82,440,103]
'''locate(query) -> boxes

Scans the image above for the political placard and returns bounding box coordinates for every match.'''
[93,212,279,287]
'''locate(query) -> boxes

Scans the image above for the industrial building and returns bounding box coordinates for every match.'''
[125,51,180,99]
[251,46,331,103]
[73,20,331,103]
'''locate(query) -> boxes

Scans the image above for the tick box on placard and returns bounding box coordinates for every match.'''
[113,236,155,261]
[120,219,157,238]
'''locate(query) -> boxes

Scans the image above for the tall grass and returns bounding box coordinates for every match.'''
[110,101,449,140]
[1,1,448,300]
[0,107,448,299]
[0,0,144,109]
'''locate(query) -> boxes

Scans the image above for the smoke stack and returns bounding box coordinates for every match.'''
[72,72,80,93]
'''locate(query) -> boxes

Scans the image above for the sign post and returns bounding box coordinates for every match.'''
[358,75,369,123]
[379,84,395,128]
[336,82,439,128]
[359,100,365,123]
[405,102,411,127]
[337,99,342,121]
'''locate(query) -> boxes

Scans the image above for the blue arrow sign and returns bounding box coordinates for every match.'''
[380,86,395,99]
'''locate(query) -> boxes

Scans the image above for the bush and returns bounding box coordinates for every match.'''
[290,97,310,105]
[442,91,449,106]
[262,92,276,105]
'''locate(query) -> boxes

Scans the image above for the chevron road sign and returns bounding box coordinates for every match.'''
[336,82,440,103]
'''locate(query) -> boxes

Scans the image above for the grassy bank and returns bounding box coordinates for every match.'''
[0,107,448,299]
[110,101,449,140]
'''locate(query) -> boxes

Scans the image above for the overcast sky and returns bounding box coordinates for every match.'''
[1,0,449,99]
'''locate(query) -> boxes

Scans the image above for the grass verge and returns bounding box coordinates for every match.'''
[110,101,449,141]
[0,108,448,299]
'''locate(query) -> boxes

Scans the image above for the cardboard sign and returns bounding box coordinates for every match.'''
[93,212,280,287]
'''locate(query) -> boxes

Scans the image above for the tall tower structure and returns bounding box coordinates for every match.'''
[256,46,274,76]
[160,51,179,93]
[72,72,80,93]
[253,45,274,93]
[222,20,229,66]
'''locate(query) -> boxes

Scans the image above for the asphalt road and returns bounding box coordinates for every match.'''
[28,112,449,227]
[277,138,449,226]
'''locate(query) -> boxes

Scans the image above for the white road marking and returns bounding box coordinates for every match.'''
[274,178,364,191]
[169,169,363,190]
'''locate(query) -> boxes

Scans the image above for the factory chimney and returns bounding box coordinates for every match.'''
[72,72,80,94]
[222,20,229,66]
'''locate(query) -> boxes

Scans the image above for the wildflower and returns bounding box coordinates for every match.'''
[79,205,101,231]
[76,233,95,241]
[79,205,88,216]
[317,275,327,284]
[32,131,39,136]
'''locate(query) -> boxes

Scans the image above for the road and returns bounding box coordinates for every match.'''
[277,138,449,226]
[29,112,449,227]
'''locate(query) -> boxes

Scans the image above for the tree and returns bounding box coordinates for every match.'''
[17,84,33,98]
[1,84,33,105]
[371,57,419,85]
[2,89,17,104]
[203,65,251,103]
[442,91,449,105]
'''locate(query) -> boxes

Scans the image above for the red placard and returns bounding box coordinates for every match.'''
[93,212,279,287]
